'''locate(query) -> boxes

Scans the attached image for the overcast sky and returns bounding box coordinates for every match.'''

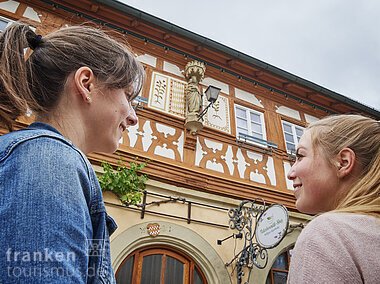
[119,0,380,111]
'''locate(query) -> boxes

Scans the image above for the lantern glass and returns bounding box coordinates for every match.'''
[205,85,221,103]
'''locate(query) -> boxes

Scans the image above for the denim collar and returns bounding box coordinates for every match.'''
[28,122,63,136]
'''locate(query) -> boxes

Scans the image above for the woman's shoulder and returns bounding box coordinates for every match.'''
[298,212,379,244]
[0,125,86,167]
[307,212,379,229]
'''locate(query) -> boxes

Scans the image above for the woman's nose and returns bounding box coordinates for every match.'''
[126,103,138,126]
[287,165,296,180]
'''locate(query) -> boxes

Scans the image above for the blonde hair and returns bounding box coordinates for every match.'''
[0,23,145,130]
[307,114,380,217]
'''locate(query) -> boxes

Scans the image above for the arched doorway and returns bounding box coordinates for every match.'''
[111,221,231,284]
[116,246,207,284]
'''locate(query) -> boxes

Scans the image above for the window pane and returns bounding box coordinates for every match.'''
[116,256,134,284]
[0,20,8,32]
[272,253,288,270]
[282,123,292,133]
[285,133,294,143]
[273,271,288,284]
[250,112,261,123]
[236,107,246,119]
[251,122,262,134]
[141,254,162,284]
[193,267,204,284]
[286,143,295,152]
[237,117,248,129]
[164,256,184,284]
[237,127,248,136]
[295,127,304,140]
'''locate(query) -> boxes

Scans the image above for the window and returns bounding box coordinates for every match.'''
[116,247,207,284]
[282,121,304,153]
[0,16,12,31]
[235,105,269,146]
[266,248,293,284]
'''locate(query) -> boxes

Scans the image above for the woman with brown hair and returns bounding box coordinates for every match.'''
[0,23,144,283]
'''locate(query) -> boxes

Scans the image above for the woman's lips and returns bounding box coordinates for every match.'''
[293,184,302,198]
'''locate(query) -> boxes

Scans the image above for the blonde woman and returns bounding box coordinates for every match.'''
[0,23,144,283]
[287,114,380,283]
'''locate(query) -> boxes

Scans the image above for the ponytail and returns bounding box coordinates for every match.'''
[0,23,41,130]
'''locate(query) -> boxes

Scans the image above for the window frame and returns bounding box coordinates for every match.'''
[266,248,293,284]
[116,246,208,284]
[235,104,268,148]
[0,16,13,31]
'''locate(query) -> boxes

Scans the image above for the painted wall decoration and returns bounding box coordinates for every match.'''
[169,79,186,117]
[203,93,231,134]
[149,72,169,111]
[149,71,187,118]
[148,71,231,133]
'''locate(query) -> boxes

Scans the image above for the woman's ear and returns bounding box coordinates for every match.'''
[335,148,356,178]
[74,67,95,103]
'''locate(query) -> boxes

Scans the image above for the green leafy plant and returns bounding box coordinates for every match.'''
[98,159,148,206]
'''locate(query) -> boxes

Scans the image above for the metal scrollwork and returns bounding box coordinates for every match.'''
[227,199,289,284]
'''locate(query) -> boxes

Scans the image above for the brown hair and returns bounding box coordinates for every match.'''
[0,22,145,130]
[308,114,380,217]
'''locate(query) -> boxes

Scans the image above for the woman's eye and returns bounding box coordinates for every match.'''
[295,154,304,161]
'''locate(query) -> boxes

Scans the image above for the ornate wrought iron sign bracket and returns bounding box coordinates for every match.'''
[224,199,289,284]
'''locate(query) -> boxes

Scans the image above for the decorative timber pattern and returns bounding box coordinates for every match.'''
[195,137,276,186]
[124,118,276,187]
[124,117,184,162]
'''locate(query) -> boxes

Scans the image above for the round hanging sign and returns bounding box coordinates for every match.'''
[255,204,289,249]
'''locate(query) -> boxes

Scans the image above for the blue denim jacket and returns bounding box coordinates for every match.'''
[0,122,117,283]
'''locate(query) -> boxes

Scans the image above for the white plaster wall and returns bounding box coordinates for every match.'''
[223,146,235,175]
[195,138,208,167]
[202,77,229,95]
[304,113,319,124]
[246,151,266,184]
[153,124,179,160]
[163,61,185,78]
[266,156,276,186]
[173,131,184,162]
[283,161,293,190]
[126,122,139,147]
[0,1,19,13]
[23,7,41,22]
[136,53,157,67]
[235,88,264,108]
[275,105,301,120]
[236,148,248,179]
